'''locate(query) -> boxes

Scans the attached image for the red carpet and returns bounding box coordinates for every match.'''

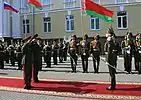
[0,77,141,99]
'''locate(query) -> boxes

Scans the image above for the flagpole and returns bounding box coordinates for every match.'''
[2,0,4,38]
[80,0,85,40]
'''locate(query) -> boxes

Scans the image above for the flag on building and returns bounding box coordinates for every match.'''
[82,0,114,23]
[4,2,19,13]
[28,0,43,10]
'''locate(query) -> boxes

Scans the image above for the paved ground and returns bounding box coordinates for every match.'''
[0,56,140,100]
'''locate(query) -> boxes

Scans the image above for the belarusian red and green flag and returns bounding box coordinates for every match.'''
[28,0,43,10]
[82,0,114,23]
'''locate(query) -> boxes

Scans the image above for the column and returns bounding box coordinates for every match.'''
[12,0,21,38]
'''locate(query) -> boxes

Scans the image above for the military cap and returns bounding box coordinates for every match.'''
[94,34,100,40]
[84,34,88,39]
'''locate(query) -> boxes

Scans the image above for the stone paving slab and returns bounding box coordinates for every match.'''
[0,91,90,100]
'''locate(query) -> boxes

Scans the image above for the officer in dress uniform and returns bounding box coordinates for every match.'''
[68,35,78,73]
[134,33,141,74]
[59,39,64,63]
[16,40,23,70]
[43,40,52,68]
[90,34,101,73]
[104,27,119,90]
[31,38,42,83]
[121,32,134,74]
[80,34,90,73]
[0,40,4,69]
[52,39,59,65]
[21,36,33,89]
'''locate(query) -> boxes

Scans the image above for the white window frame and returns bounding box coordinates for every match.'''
[64,0,76,9]
[22,19,30,34]
[115,0,129,4]
[65,15,75,32]
[43,17,52,33]
[117,11,128,30]
[90,16,100,30]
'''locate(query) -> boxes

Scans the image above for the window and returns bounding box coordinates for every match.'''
[90,16,100,30]
[43,17,51,33]
[23,19,30,34]
[117,11,128,29]
[116,0,129,4]
[64,0,76,8]
[65,15,74,32]
[42,0,52,5]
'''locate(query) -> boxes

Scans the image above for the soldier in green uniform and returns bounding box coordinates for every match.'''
[52,39,59,65]
[59,39,64,63]
[80,34,90,73]
[31,38,42,83]
[8,40,15,66]
[68,35,78,73]
[43,40,52,68]
[104,27,119,90]
[121,32,134,74]
[16,40,23,70]
[90,34,101,73]
[22,36,33,89]
[134,33,141,74]
[0,40,4,69]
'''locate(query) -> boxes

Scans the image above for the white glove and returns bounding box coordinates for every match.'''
[106,62,108,65]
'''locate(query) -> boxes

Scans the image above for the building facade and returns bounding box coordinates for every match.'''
[4,0,141,39]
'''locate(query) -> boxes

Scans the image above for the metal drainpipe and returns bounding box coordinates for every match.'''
[32,7,35,35]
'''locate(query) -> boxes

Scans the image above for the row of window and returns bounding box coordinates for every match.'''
[20,0,129,8]
[22,11,128,34]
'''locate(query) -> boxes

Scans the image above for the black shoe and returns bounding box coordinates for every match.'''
[34,79,39,83]
[24,85,32,89]
[106,86,116,90]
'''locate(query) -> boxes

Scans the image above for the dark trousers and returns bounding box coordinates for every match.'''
[124,54,132,73]
[10,56,15,66]
[33,62,39,82]
[59,51,63,63]
[0,60,4,69]
[92,55,100,73]
[108,59,116,88]
[81,55,88,73]
[45,54,51,67]
[23,65,32,86]
[17,57,22,70]
[63,49,67,61]
[70,55,77,72]
[53,52,58,65]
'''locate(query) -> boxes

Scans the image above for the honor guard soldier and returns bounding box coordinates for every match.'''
[52,39,59,65]
[104,27,119,90]
[59,39,64,63]
[134,33,141,73]
[90,34,101,73]
[8,40,15,66]
[121,32,134,74]
[68,35,78,73]
[16,40,23,70]
[43,40,52,68]
[63,41,68,61]
[0,40,4,69]
[80,34,90,73]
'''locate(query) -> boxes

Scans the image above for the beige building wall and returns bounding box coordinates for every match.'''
[9,0,141,39]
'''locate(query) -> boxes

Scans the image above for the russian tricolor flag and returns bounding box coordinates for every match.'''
[4,2,19,13]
